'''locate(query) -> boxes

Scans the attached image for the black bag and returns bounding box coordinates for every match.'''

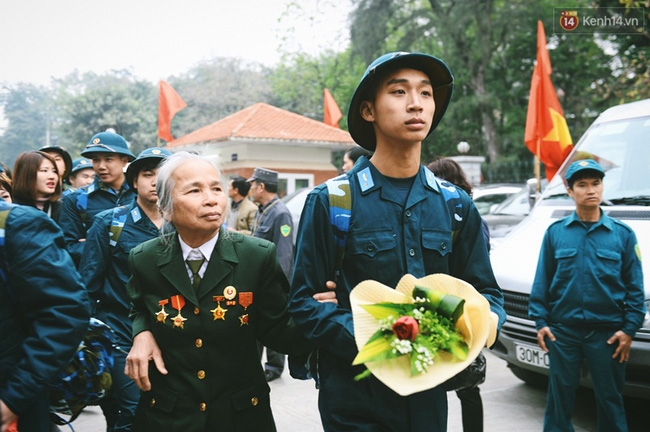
[442,352,486,392]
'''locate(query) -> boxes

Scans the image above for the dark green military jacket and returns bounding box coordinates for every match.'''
[127,229,310,432]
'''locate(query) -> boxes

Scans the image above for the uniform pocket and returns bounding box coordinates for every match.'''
[229,381,274,432]
[595,249,621,278]
[348,230,396,258]
[135,389,178,432]
[422,230,452,257]
[554,248,577,280]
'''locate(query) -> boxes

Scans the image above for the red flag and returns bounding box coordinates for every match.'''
[158,80,187,142]
[524,21,573,181]
[323,88,342,128]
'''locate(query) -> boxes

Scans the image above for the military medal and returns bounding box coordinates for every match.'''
[211,296,227,321]
[239,292,253,310]
[239,314,249,326]
[224,286,237,306]
[156,299,169,323]
[170,295,187,329]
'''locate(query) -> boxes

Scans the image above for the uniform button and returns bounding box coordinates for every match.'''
[150,398,156,407]
[441,242,447,250]
[195,339,203,348]
[366,244,375,252]
[251,397,258,407]
[197,370,206,379]
[405,210,411,217]
[409,248,416,257]
[194,307,200,315]
[199,402,207,412]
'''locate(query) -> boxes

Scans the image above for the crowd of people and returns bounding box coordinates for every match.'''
[0,50,644,432]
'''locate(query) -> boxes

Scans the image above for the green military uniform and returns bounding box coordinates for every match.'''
[126,229,311,432]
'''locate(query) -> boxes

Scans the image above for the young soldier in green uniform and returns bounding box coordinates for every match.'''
[530,159,644,432]
[289,52,505,431]
[0,201,90,431]
[248,167,294,381]
[80,148,171,432]
[59,131,136,265]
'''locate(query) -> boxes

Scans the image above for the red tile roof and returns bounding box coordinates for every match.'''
[168,102,355,147]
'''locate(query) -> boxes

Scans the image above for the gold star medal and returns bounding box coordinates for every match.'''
[156,299,169,323]
[239,314,249,326]
[211,302,227,321]
[170,295,187,329]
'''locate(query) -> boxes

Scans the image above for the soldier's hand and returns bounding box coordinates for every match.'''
[608,330,633,363]
[536,326,556,352]
[125,331,168,391]
[313,280,338,304]
[0,399,17,432]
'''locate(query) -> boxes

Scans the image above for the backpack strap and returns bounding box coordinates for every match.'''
[109,205,130,247]
[325,174,352,280]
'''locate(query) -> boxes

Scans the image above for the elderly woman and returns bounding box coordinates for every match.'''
[124,153,330,432]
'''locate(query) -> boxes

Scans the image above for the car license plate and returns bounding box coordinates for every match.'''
[515,343,549,369]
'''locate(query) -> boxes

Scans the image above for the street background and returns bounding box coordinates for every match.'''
[72,351,647,431]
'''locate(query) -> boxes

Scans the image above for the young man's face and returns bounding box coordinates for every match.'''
[69,168,95,189]
[360,68,435,148]
[227,180,237,199]
[90,153,128,189]
[568,176,603,210]
[43,151,66,178]
[135,168,159,205]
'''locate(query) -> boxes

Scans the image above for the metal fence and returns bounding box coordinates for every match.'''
[481,158,545,185]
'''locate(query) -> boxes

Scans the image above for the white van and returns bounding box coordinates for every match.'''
[490,98,650,398]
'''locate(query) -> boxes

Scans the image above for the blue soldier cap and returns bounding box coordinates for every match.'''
[81,131,136,161]
[126,147,172,188]
[565,159,605,183]
[70,158,94,175]
[348,51,454,151]
[247,167,278,185]
[39,145,73,177]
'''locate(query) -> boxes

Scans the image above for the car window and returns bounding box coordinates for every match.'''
[474,194,511,215]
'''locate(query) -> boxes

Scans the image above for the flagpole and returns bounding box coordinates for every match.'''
[535,138,541,193]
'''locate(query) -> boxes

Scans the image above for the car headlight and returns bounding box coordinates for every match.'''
[642,300,650,331]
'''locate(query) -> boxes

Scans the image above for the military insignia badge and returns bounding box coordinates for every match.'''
[156,299,169,323]
[152,149,161,155]
[239,314,249,326]
[224,286,237,300]
[211,303,227,321]
[93,138,100,144]
[170,295,187,329]
[239,292,253,310]
[280,225,291,237]
[635,244,642,262]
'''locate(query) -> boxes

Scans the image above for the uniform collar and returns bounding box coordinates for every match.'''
[93,176,130,195]
[259,195,279,211]
[178,231,220,263]
[565,208,613,231]
[351,157,439,207]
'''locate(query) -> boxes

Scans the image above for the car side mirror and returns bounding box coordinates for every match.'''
[526,179,539,209]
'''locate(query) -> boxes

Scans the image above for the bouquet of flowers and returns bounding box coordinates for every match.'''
[350,274,497,396]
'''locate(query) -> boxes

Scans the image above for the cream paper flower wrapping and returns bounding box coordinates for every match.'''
[350,273,497,396]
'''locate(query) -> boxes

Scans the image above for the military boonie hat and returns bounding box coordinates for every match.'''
[565,159,605,183]
[70,158,93,175]
[81,132,136,161]
[126,147,172,188]
[348,51,454,151]
[247,167,279,185]
[39,145,73,177]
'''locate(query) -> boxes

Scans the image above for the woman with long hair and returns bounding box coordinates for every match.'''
[12,151,62,221]
[0,171,12,203]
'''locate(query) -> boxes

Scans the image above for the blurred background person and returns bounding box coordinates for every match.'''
[40,144,73,190]
[12,151,62,222]
[341,146,372,173]
[427,156,487,432]
[63,158,95,197]
[226,175,257,235]
[0,172,12,203]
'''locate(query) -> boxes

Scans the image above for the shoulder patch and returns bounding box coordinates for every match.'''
[280,224,291,237]
[357,167,374,192]
[635,244,642,263]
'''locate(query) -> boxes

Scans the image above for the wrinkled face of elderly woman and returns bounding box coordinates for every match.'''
[170,160,228,235]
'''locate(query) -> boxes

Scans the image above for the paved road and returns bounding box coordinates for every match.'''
[71,351,646,431]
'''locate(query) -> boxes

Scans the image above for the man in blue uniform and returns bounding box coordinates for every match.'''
[0,201,90,432]
[249,167,294,381]
[529,159,644,432]
[80,148,170,432]
[60,131,136,265]
[62,157,95,198]
[289,52,505,431]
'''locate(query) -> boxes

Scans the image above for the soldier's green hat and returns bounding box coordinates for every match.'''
[126,147,172,188]
[348,51,454,151]
[81,132,136,161]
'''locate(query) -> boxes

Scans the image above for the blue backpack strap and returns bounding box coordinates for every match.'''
[109,205,130,247]
[325,174,352,280]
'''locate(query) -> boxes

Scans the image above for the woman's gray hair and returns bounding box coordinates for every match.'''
[156,151,231,242]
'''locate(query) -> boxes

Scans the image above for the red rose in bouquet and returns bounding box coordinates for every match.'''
[392,316,419,341]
